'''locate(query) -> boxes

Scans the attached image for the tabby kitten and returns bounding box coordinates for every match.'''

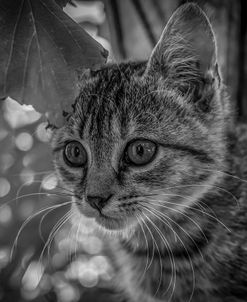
[52,3,247,302]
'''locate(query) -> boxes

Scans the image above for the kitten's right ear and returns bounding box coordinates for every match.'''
[145,3,218,86]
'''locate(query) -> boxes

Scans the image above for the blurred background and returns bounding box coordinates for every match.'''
[0,0,246,301]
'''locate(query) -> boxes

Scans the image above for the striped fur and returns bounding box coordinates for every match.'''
[51,3,247,302]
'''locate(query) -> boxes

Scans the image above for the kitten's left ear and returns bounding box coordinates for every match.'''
[145,3,219,85]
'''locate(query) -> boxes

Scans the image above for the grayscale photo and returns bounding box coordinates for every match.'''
[0,0,247,301]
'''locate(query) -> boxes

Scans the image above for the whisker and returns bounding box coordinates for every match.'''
[39,211,73,265]
[68,220,77,263]
[0,192,74,210]
[147,199,208,242]
[139,214,164,297]
[9,170,54,177]
[74,220,82,259]
[138,214,155,272]
[142,212,176,299]
[135,214,150,281]
[144,183,239,208]
[10,200,75,260]
[38,200,71,243]
[54,185,76,195]
[148,199,231,233]
[147,191,210,216]
[143,204,204,259]
[15,180,42,205]
[146,192,218,220]
[198,167,247,185]
[142,205,196,301]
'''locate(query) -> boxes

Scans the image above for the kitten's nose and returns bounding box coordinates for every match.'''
[86,195,112,212]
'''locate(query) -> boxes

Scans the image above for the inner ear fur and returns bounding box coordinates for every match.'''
[145,3,220,91]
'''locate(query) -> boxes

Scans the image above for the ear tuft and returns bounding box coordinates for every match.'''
[145,3,218,87]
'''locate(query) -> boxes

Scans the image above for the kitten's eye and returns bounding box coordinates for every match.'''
[125,139,157,166]
[63,141,87,167]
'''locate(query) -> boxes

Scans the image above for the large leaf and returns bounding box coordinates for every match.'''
[0,0,108,126]
[54,0,75,9]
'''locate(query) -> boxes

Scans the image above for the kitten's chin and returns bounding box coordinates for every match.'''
[73,201,136,236]
[90,209,131,232]
[95,215,137,240]
[95,214,128,231]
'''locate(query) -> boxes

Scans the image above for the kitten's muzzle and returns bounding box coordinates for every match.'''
[86,194,113,212]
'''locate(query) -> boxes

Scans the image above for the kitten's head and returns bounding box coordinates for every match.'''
[52,4,231,236]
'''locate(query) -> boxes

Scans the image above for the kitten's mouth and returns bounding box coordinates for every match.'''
[75,200,126,230]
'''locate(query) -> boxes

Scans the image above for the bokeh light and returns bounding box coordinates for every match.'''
[41,173,58,190]
[55,282,79,302]
[36,123,52,143]
[78,267,99,288]
[21,288,40,301]
[0,129,8,141]
[38,274,52,293]
[66,257,99,288]
[0,247,10,270]
[15,133,33,152]
[52,252,67,269]
[90,255,111,276]
[0,177,11,197]
[22,154,35,167]
[65,252,112,288]
[0,154,15,173]
[19,169,35,185]
[22,261,44,291]
[0,205,12,225]
[80,235,103,255]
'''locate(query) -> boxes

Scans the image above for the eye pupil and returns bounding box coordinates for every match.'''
[136,145,144,157]
[74,147,80,157]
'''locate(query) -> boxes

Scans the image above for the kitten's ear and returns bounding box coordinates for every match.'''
[145,3,218,85]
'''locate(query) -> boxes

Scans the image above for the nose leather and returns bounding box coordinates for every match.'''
[86,195,112,212]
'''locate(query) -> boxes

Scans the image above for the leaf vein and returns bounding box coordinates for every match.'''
[39,0,83,52]
[28,0,45,91]
[36,21,69,94]
[21,31,35,102]
[4,0,25,96]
